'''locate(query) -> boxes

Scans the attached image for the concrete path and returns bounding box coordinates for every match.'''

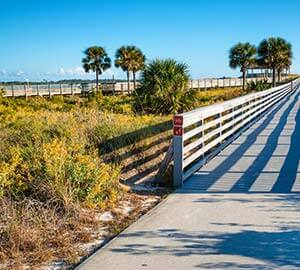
[77,90,300,270]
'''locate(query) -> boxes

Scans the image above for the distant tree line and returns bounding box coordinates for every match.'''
[229,37,293,90]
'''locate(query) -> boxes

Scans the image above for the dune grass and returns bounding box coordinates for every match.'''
[0,94,170,268]
[0,86,249,268]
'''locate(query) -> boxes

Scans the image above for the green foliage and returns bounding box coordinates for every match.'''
[0,88,4,98]
[115,46,146,89]
[247,80,270,92]
[0,95,169,208]
[82,46,111,75]
[194,87,245,107]
[86,92,135,114]
[134,59,197,114]
[229,42,257,71]
[257,37,292,69]
[257,37,292,85]
[229,42,256,90]
[82,46,111,91]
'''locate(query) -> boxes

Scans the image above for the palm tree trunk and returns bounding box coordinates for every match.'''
[277,69,281,83]
[272,67,276,87]
[242,70,246,91]
[96,69,99,92]
[127,71,130,93]
[133,71,136,90]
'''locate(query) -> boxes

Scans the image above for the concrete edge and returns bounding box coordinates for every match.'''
[74,192,177,269]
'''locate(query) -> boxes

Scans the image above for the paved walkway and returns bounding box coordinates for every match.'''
[77,90,300,270]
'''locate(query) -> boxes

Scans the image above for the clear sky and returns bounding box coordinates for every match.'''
[0,0,299,81]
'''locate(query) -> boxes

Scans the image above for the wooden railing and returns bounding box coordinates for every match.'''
[1,76,286,98]
[0,82,136,98]
[173,78,300,187]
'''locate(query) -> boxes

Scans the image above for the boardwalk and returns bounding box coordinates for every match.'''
[1,77,276,98]
[77,89,300,270]
[183,89,300,193]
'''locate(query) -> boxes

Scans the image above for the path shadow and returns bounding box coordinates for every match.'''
[95,120,172,186]
[110,228,300,269]
[183,90,300,193]
[230,91,300,192]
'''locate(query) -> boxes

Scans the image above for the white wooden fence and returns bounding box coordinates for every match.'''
[173,78,300,187]
[188,77,273,89]
[0,77,277,98]
[0,82,136,98]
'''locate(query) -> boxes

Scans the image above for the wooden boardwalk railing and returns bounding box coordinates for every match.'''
[1,77,277,98]
[173,78,300,187]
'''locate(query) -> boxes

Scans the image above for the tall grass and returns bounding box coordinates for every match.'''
[0,86,250,268]
[0,94,169,268]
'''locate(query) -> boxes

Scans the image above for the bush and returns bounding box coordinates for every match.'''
[0,95,170,268]
[0,111,122,209]
[0,88,4,98]
[134,59,197,114]
[247,80,270,92]
[0,97,169,209]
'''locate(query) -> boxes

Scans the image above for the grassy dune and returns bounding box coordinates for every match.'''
[0,87,249,268]
[0,94,170,268]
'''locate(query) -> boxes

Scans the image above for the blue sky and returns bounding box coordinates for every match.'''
[0,0,299,81]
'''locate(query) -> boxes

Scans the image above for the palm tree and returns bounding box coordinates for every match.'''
[276,42,292,83]
[136,59,197,114]
[115,46,145,92]
[131,48,146,90]
[115,46,133,92]
[277,55,292,83]
[82,46,111,92]
[229,42,257,91]
[257,37,292,87]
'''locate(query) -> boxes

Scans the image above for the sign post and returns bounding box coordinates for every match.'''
[173,115,184,187]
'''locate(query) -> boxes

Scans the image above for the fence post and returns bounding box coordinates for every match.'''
[71,84,74,95]
[48,84,51,97]
[198,79,200,91]
[60,83,63,96]
[219,112,222,137]
[11,84,14,97]
[36,84,39,96]
[173,115,184,187]
[112,79,116,96]
[24,84,27,100]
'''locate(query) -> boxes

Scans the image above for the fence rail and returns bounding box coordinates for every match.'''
[173,78,300,187]
[0,82,136,98]
[0,77,282,98]
[188,77,274,89]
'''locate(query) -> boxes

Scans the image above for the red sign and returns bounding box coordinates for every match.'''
[173,115,183,126]
[173,126,183,136]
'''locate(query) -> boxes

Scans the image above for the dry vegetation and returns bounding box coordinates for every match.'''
[0,93,170,269]
[0,87,250,269]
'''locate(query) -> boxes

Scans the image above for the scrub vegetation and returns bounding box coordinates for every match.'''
[0,40,296,268]
[0,94,169,268]
[0,83,255,268]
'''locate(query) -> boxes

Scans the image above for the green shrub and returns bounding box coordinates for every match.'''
[0,97,170,209]
[0,88,4,98]
[134,59,197,114]
[247,80,270,92]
